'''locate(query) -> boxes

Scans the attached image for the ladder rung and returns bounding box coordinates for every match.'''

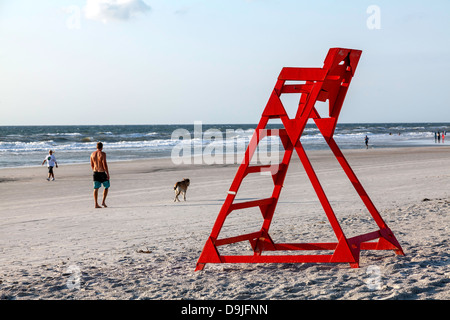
[230,198,274,211]
[278,67,327,81]
[215,231,262,246]
[281,84,313,94]
[246,165,273,174]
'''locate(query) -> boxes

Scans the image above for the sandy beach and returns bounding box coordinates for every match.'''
[0,146,449,300]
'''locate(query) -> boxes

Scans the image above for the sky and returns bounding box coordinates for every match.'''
[0,0,449,125]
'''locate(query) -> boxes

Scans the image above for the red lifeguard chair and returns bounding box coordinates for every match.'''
[195,48,404,271]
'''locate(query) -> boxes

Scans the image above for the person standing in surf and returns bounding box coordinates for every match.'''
[90,142,110,208]
[42,150,58,181]
[364,135,369,149]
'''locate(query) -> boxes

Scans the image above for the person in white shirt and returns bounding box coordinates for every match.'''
[42,150,58,181]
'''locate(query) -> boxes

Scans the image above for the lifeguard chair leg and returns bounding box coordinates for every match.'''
[327,137,405,256]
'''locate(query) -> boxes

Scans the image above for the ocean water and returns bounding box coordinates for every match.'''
[0,123,448,168]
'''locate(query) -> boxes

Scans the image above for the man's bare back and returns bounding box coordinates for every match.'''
[90,149,108,176]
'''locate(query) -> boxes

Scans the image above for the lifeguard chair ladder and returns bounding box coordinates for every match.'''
[195,48,404,271]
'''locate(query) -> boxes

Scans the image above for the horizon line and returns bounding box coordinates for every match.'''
[1,121,450,127]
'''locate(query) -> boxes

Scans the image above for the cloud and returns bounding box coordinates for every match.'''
[174,7,190,16]
[84,0,151,23]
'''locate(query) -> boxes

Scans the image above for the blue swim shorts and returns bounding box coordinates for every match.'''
[94,180,110,189]
[93,172,110,189]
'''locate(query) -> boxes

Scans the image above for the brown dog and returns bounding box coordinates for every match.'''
[174,178,190,202]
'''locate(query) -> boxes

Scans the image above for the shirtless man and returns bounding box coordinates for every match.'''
[90,142,110,208]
